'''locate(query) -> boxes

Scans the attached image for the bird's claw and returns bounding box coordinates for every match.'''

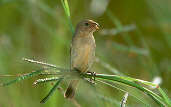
[87,71,96,84]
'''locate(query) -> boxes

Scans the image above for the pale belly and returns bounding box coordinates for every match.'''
[71,44,95,73]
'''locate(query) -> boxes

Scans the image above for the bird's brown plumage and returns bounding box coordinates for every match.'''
[64,19,99,99]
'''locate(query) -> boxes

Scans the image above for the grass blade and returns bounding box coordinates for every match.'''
[118,76,157,87]
[40,78,63,103]
[61,0,74,34]
[0,68,46,87]
[97,80,150,106]
[61,0,70,17]
[84,73,166,106]
[158,87,171,106]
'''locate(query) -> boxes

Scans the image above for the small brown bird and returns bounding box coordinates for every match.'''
[64,19,99,99]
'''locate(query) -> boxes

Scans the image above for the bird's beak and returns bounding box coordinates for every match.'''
[94,23,100,30]
[92,22,99,30]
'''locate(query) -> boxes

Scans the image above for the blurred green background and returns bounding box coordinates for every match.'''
[0,0,171,107]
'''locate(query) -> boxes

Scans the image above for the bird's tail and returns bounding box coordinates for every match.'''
[64,80,79,99]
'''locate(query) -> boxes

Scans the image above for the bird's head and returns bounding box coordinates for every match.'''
[75,19,99,34]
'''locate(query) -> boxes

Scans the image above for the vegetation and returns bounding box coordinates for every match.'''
[0,0,171,107]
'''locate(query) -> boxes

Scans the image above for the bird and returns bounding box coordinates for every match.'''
[64,19,99,99]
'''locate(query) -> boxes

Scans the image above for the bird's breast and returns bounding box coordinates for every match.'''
[71,35,96,72]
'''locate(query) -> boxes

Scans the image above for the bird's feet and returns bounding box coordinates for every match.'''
[87,71,96,84]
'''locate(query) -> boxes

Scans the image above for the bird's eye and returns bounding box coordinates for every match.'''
[84,22,89,26]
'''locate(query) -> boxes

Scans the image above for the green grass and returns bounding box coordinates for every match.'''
[0,0,171,107]
[1,58,170,106]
